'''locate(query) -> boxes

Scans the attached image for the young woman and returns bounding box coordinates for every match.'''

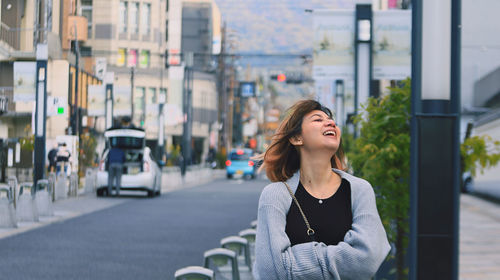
[253,100,390,279]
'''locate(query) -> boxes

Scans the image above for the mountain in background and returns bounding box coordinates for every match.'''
[214,0,356,54]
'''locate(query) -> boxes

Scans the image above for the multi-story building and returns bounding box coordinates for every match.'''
[0,0,100,181]
[81,0,220,163]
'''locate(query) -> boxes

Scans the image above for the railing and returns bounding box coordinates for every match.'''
[0,22,20,50]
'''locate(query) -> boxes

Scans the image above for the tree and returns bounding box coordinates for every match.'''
[347,78,500,279]
[348,78,411,280]
[461,135,500,177]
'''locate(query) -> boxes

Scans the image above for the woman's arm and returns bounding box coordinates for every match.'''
[253,182,390,280]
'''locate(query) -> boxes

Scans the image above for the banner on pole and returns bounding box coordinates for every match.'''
[88,85,106,116]
[13,62,37,102]
[372,10,412,80]
[313,10,355,81]
[113,86,132,116]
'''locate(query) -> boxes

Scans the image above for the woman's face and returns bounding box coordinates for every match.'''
[294,109,341,153]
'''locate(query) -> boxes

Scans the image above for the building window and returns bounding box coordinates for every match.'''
[81,1,93,38]
[128,49,138,67]
[165,20,168,42]
[139,50,150,68]
[166,0,169,12]
[119,1,128,33]
[129,2,139,34]
[135,87,145,114]
[141,3,151,35]
[117,48,127,66]
[147,87,157,104]
[159,88,167,103]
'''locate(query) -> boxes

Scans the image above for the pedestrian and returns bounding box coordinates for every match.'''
[107,146,125,197]
[253,100,390,279]
[56,142,71,177]
[47,143,58,173]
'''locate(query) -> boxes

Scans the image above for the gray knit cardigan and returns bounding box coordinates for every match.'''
[253,169,391,280]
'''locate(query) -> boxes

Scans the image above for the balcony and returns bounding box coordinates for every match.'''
[0,22,20,50]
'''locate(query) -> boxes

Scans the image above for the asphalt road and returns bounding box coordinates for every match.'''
[0,177,267,280]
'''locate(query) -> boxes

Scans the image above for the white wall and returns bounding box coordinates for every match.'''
[461,0,500,108]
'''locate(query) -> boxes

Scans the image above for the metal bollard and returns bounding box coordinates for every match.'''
[17,182,39,222]
[84,169,96,193]
[35,179,53,217]
[0,185,17,228]
[7,176,18,209]
[55,172,68,200]
[48,172,56,202]
[69,173,78,197]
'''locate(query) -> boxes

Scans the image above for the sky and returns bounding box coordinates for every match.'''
[214,0,356,54]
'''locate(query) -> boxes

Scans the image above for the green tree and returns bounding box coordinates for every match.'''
[347,78,500,279]
[461,135,500,177]
[79,133,98,177]
[348,78,411,280]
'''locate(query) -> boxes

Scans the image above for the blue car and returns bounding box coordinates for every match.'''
[226,148,256,179]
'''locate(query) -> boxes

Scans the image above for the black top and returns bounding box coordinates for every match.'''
[285,179,352,246]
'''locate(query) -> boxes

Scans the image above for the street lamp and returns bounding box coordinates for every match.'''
[354,3,373,138]
[335,80,345,127]
[410,0,461,279]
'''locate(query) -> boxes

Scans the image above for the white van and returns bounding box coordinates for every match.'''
[96,128,162,197]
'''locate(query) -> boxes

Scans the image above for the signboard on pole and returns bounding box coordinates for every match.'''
[13,62,37,101]
[315,80,335,112]
[372,10,412,80]
[312,10,355,81]
[240,82,256,98]
[88,85,106,116]
[95,57,107,81]
[113,86,132,116]
[47,96,68,116]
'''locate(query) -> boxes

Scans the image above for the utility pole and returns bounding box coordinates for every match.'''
[181,52,194,176]
[217,23,227,154]
[71,21,80,137]
[33,43,48,186]
[157,53,166,160]
[130,67,135,123]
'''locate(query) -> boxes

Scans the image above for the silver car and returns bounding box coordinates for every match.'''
[96,128,162,197]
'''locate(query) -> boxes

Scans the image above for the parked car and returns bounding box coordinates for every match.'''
[462,171,474,193]
[96,128,162,197]
[226,148,256,179]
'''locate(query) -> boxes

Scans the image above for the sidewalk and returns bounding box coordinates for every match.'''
[460,194,500,279]
[0,167,224,240]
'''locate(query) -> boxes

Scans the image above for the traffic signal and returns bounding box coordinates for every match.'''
[270,73,286,82]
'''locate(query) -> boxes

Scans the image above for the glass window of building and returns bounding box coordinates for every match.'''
[139,50,150,68]
[129,2,140,34]
[147,87,157,104]
[119,1,128,33]
[117,48,127,66]
[128,49,138,67]
[81,0,93,38]
[159,88,167,103]
[135,87,145,114]
[141,3,151,35]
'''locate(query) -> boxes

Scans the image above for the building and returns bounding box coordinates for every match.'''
[0,0,100,181]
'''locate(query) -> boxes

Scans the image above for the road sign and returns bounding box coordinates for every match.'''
[47,96,67,116]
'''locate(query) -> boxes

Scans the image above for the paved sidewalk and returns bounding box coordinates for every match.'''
[460,194,500,279]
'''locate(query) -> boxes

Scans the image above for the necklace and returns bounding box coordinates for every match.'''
[318,199,323,204]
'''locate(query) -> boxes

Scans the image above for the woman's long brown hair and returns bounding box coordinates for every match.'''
[257,100,347,182]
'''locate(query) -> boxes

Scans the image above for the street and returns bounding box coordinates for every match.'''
[0,177,266,279]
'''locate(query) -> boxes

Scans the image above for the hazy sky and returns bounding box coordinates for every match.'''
[214,0,356,53]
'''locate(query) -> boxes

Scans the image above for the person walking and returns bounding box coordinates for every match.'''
[107,146,125,197]
[47,144,58,173]
[253,100,390,279]
[56,142,71,177]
